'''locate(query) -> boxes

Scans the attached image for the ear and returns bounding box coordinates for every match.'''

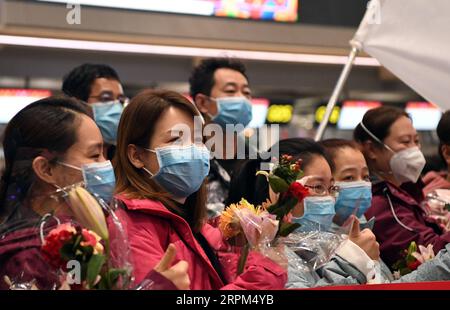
[362,140,378,160]
[127,144,145,169]
[441,144,450,164]
[32,156,57,184]
[194,94,210,114]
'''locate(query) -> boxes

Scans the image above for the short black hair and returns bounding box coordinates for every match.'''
[436,110,450,162]
[189,58,248,99]
[62,63,121,102]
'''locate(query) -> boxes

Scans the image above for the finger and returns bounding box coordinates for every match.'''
[155,243,177,272]
[349,216,361,237]
[171,260,189,273]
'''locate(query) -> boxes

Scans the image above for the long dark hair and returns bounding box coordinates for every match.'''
[0,96,90,221]
[226,138,333,206]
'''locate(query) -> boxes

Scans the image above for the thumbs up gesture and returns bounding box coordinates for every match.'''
[348,216,380,260]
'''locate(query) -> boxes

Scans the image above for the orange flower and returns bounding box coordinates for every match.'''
[219,199,263,239]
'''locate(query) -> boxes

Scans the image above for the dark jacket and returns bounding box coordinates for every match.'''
[365,180,450,269]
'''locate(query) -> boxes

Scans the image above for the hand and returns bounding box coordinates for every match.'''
[348,216,380,261]
[154,244,190,290]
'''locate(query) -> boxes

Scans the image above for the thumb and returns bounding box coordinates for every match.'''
[349,215,361,237]
[155,243,177,272]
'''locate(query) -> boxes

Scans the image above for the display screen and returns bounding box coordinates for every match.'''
[0,89,52,123]
[337,101,382,130]
[38,0,298,22]
[406,102,442,131]
[248,98,270,128]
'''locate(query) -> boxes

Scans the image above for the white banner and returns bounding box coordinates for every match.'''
[352,0,450,110]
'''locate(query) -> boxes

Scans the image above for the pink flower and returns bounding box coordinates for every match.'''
[411,244,435,264]
[80,229,104,255]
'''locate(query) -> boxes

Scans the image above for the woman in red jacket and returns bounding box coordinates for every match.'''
[353,106,450,269]
[0,96,187,290]
[113,89,287,290]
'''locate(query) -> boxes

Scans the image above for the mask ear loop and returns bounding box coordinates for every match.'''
[360,121,395,177]
[39,213,61,244]
[384,188,416,232]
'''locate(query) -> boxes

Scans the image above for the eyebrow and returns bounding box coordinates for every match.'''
[86,142,103,152]
[223,82,249,88]
[340,167,359,173]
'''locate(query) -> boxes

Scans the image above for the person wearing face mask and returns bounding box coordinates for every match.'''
[354,106,450,269]
[227,138,387,288]
[320,139,374,230]
[321,138,450,284]
[423,110,450,195]
[189,58,253,217]
[113,89,286,290]
[0,97,190,290]
[62,63,128,160]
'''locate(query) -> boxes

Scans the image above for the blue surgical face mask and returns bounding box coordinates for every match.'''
[143,144,210,199]
[210,96,252,129]
[292,196,336,232]
[91,101,123,145]
[58,160,116,203]
[334,181,372,224]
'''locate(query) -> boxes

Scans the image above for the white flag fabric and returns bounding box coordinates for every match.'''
[352,0,450,110]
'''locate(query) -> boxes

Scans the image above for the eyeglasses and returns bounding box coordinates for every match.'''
[304,184,340,196]
[89,93,129,105]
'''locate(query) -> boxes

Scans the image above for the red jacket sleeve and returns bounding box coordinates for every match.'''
[219,250,287,290]
[118,209,170,285]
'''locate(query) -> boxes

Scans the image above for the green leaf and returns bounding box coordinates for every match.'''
[268,175,289,193]
[60,243,76,261]
[86,254,106,288]
[278,222,301,237]
[445,203,450,212]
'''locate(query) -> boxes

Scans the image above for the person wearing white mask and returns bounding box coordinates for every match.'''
[354,106,450,270]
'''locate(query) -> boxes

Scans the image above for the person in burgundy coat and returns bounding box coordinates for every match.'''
[354,106,450,269]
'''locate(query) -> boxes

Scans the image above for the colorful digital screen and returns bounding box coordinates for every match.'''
[337,101,382,130]
[406,102,442,131]
[38,0,298,22]
[0,89,52,123]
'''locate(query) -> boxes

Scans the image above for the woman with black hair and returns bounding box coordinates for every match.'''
[228,138,385,287]
[354,106,450,269]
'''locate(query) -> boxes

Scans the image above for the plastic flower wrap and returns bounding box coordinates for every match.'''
[0,184,132,290]
[392,241,435,278]
[423,189,450,232]
[219,198,279,274]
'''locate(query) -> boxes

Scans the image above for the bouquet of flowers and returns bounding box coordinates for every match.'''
[423,189,450,233]
[392,241,435,278]
[218,154,309,274]
[39,186,130,289]
[256,154,309,236]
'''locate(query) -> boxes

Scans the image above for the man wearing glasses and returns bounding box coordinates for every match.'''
[62,63,128,159]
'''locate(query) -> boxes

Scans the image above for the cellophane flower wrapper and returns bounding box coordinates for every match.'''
[0,182,132,290]
[422,189,450,232]
[282,230,344,270]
